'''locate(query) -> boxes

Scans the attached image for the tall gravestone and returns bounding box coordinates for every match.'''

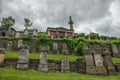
[7,41,12,50]
[94,52,107,75]
[0,48,5,67]
[61,43,69,55]
[103,49,116,75]
[53,42,59,54]
[17,40,23,48]
[38,46,48,72]
[111,44,120,58]
[16,43,29,70]
[61,58,70,72]
[84,50,95,74]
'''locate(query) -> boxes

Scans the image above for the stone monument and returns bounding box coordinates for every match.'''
[84,50,95,74]
[16,42,29,70]
[17,40,23,48]
[103,49,116,75]
[7,41,12,50]
[38,46,48,72]
[61,43,69,55]
[53,42,59,54]
[61,58,70,72]
[94,52,107,75]
[0,48,5,67]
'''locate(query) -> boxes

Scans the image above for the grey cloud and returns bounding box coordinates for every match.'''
[1,0,119,37]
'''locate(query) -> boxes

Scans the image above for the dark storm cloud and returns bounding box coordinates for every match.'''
[1,0,120,37]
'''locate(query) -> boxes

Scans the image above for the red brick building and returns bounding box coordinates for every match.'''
[46,16,74,38]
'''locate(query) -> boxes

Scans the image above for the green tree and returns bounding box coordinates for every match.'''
[24,18,33,29]
[1,16,15,34]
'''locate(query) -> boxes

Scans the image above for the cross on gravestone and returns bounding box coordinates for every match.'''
[111,44,120,58]
[53,42,59,54]
[61,43,69,55]
[61,58,70,72]
[16,44,29,70]
[0,48,5,67]
[103,49,116,75]
[38,46,48,72]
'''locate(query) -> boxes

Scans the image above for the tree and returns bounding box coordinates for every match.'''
[1,16,15,34]
[24,18,33,29]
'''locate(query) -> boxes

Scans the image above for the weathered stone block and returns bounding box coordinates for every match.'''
[38,46,48,72]
[61,58,70,72]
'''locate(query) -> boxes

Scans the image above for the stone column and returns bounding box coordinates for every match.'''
[61,58,70,72]
[38,46,48,72]
[0,48,5,67]
[103,49,116,75]
[16,43,29,70]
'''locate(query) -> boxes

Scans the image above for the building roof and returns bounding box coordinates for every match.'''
[47,27,74,32]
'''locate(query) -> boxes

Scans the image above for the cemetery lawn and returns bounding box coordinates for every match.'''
[0,68,120,80]
[5,51,83,61]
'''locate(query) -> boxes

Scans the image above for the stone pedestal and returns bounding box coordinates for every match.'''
[103,50,116,75]
[94,53,107,75]
[16,44,29,70]
[0,48,5,67]
[61,43,69,55]
[84,52,95,74]
[61,58,70,72]
[38,46,48,72]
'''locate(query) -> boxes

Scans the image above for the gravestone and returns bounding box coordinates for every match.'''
[17,40,23,48]
[84,50,95,74]
[0,48,5,67]
[94,53,107,75]
[61,58,70,72]
[7,41,12,50]
[103,49,116,75]
[111,44,120,58]
[53,42,59,54]
[16,43,29,70]
[38,46,48,72]
[61,43,69,55]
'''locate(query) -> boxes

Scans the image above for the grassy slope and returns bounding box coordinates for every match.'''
[5,51,82,61]
[0,68,120,80]
[5,51,120,63]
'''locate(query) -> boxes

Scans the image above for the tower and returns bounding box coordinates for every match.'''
[68,16,74,30]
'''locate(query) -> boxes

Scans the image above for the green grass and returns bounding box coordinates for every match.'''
[112,58,120,63]
[5,51,82,61]
[5,51,120,62]
[0,68,120,80]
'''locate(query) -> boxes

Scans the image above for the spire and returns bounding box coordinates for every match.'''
[68,16,74,30]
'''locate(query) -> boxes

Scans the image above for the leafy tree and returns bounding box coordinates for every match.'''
[24,18,33,29]
[1,16,15,34]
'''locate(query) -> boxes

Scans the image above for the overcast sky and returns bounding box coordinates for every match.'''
[0,0,120,37]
